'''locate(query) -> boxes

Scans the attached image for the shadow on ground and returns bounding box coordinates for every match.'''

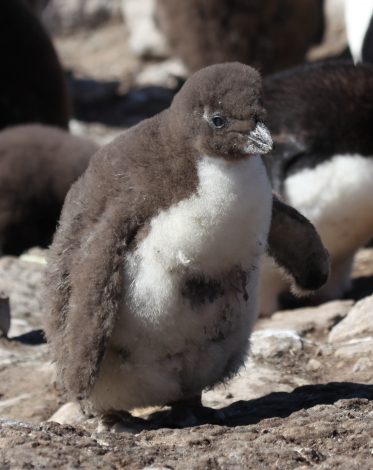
[147,382,373,430]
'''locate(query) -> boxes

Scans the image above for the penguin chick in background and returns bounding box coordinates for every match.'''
[0,125,98,255]
[44,63,329,430]
[156,0,324,75]
[261,61,373,315]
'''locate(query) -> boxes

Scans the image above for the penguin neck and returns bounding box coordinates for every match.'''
[159,108,196,155]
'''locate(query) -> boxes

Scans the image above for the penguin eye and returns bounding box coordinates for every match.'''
[211,115,226,129]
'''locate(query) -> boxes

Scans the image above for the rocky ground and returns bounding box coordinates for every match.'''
[0,245,372,468]
[1,7,373,469]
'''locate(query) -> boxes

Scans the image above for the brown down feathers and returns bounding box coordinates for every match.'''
[44,63,329,398]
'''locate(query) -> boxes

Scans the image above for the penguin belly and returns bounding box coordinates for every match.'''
[90,155,272,412]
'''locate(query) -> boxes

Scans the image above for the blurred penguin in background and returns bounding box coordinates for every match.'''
[0,0,69,131]
[156,0,325,74]
[0,125,98,255]
[260,61,373,314]
[344,0,373,63]
[21,0,50,16]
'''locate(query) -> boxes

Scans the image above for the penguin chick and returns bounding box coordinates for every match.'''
[0,0,69,131]
[260,61,373,314]
[44,63,328,428]
[156,0,324,75]
[0,124,98,255]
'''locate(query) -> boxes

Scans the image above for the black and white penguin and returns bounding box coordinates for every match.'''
[0,124,98,255]
[0,0,69,131]
[156,0,324,75]
[260,61,373,314]
[345,0,373,63]
[44,63,329,428]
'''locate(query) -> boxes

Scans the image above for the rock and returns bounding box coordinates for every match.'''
[329,294,373,343]
[42,0,122,35]
[257,300,353,338]
[0,253,46,338]
[306,358,323,372]
[0,340,59,422]
[49,402,85,425]
[353,357,373,373]
[250,329,304,360]
[203,330,312,409]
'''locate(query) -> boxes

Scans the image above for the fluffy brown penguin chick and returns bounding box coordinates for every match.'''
[44,62,329,431]
[0,124,98,255]
[156,0,324,75]
[0,0,69,130]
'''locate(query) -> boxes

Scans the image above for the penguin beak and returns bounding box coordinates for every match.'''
[245,122,273,155]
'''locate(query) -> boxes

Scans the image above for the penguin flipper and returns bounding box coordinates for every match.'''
[45,203,138,399]
[267,194,330,292]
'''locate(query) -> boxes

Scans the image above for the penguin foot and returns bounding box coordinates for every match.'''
[98,410,150,434]
[150,396,223,428]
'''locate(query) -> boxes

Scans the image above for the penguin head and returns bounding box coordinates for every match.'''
[170,62,273,160]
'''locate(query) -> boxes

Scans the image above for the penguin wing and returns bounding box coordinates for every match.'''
[267,194,330,292]
[45,194,140,398]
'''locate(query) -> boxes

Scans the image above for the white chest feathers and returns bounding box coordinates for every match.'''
[126,155,272,322]
[91,156,272,411]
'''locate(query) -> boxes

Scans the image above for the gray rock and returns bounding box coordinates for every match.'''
[329,294,373,343]
[49,401,85,425]
[0,340,59,422]
[0,252,46,338]
[250,329,304,359]
[257,300,353,337]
